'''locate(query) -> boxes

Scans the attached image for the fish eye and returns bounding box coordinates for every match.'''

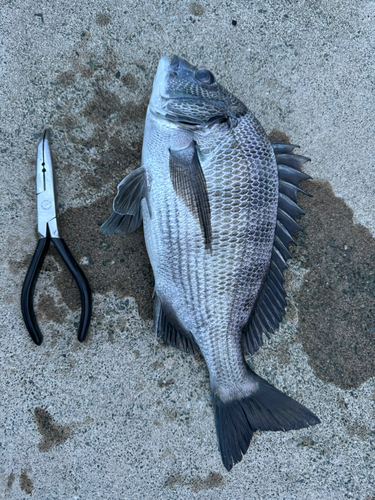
[195,68,215,85]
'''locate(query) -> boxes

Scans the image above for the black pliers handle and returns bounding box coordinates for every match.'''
[21,130,92,345]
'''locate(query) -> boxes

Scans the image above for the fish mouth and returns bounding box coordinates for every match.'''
[150,56,227,127]
[154,56,200,103]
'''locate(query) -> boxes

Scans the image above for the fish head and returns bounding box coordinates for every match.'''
[149,55,247,129]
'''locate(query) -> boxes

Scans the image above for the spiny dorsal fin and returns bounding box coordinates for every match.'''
[100,167,149,235]
[169,141,212,250]
[270,142,299,154]
[279,180,311,202]
[278,165,311,186]
[276,154,310,171]
[242,142,311,355]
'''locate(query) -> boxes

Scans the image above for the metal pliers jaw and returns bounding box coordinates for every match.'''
[36,129,59,239]
[21,130,92,345]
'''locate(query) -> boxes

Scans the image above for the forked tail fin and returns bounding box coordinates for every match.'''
[213,369,320,471]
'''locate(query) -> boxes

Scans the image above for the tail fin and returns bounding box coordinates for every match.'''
[213,369,320,471]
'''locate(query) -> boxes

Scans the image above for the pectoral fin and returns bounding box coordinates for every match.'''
[169,141,212,250]
[100,167,149,235]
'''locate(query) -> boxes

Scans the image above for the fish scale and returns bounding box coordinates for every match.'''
[101,55,320,471]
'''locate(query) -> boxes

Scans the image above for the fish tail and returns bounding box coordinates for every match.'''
[213,368,320,471]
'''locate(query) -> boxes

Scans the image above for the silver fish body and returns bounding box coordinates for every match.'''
[102,56,320,470]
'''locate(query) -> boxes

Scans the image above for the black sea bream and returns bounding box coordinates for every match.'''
[101,56,320,470]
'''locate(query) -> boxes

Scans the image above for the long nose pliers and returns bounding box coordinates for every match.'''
[21,130,92,345]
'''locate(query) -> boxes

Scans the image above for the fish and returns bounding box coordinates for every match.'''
[101,55,320,470]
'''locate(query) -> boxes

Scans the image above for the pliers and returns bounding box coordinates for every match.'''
[21,130,92,345]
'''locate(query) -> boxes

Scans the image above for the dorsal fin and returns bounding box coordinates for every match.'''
[270,142,299,154]
[275,154,310,171]
[279,180,311,202]
[242,142,311,355]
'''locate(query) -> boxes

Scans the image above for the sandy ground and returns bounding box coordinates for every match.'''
[0,0,374,498]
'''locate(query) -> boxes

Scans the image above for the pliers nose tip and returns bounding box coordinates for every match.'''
[43,128,51,141]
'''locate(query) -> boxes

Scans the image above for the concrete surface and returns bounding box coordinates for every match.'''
[0,0,374,498]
